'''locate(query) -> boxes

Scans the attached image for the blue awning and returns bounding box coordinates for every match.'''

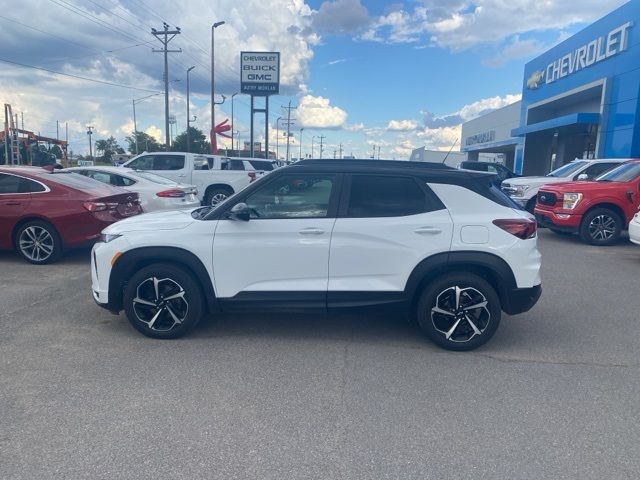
[511,112,600,137]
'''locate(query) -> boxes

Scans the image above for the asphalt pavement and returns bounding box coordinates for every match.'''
[1,230,639,479]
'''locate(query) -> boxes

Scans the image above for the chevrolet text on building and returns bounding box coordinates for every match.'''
[240,51,280,95]
[465,130,496,146]
[527,21,632,90]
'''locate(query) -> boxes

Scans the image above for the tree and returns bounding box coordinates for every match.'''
[171,126,211,154]
[125,131,163,154]
[94,136,124,162]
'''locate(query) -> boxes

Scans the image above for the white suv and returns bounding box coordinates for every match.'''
[502,159,625,212]
[91,159,542,351]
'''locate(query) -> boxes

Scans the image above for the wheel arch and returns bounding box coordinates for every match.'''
[109,246,219,314]
[205,183,235,195]
[581,202,627,226]
[11,216,61,249]
[406,251,518,313]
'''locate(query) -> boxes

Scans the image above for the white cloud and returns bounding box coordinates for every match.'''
[387,119,419,131]
[296,95,347,129]
[145,126,163,142]
[416,125,461,150]
[344,122,364,131]
[312,0,371,35]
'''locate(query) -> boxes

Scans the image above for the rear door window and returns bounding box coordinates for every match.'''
[345,175,440,217]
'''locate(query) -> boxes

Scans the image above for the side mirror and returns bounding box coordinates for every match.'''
[577,173,589,181]
[227,202,250,221]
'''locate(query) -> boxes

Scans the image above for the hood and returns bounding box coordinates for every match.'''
[538,180,621,194]
[103,208,196,234]
[503,175,567,186]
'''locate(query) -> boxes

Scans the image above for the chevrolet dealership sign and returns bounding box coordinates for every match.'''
[527,22,632,89]
[241,51,280,95]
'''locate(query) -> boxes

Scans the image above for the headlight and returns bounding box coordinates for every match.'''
[512,185,530,197]
[562,193,583,210]
[99,233,122,243]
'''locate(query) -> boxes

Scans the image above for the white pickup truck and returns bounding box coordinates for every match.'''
[123,152,256,206]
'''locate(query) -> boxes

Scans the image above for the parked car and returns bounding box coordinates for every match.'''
[123,152,256,206]
[458,161,518,187]
[0,166,141,264]
[245,159,278,176]
[629,209,640,246]
[67,166,200,212]
[534,160,640,245]
[91,159,541,351]
[502,158,625,213]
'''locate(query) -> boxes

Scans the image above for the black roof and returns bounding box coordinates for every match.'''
[284,158,494,181]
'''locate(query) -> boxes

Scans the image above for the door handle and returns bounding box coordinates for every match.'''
[414,226,442,235]
[298,227,325,235]
[2,201,21,206]
[178,174,186,178]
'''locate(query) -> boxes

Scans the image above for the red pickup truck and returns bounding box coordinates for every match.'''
[534,159,640,245]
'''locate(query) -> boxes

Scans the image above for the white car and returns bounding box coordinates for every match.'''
[629,210,640,245]
[68,166,200,212]
[502,159,625,212]
[91,159,542,351]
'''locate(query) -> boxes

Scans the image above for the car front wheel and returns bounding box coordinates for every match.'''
[417,273,501,351]
[579,208,622,246]
[123,264,204,339]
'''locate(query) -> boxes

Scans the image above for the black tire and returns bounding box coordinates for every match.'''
[123,263,204,339]
[525,198,536,214]
[549,228,572,236]
[579,207,622,246]
[14,220,63,264]
[416,273,501,351]
[204,186,233,206]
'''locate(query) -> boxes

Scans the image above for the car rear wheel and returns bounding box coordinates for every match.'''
[204,187,233,206]
[15,220,62,264]
[416,273,501,351]
[579,208,622,246]
[123,264,204,339]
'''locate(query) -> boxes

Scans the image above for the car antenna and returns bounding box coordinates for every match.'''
[442,138,459,164]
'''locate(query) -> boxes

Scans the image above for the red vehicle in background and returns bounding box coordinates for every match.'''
[535,159,640,245]
[0,166,142,264]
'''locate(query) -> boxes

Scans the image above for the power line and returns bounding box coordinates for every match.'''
[0,14,92,50]
[0,58,161,93]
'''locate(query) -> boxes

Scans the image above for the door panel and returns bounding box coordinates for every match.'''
[212,173,340,301]
[328,209,453,292]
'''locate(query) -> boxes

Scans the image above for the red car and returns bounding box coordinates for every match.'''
[534,159,640,245]
[0,166,142,264]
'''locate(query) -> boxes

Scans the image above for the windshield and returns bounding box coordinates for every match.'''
[597,163,640,182]
[547,161,588,178]
[131,170,176,185]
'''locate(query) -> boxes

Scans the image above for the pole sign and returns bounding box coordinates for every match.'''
[241,51,280,95]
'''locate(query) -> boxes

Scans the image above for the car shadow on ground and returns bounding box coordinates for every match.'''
[0,247,92,266]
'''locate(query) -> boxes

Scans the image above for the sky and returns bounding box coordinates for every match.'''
[0,0,629,159]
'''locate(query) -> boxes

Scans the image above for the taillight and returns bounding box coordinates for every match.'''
[248,171,256,183]
[83,201,107,212]
[493,219,537,239]
[157,188,186,198]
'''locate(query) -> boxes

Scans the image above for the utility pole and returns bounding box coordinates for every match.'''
[318,135,326,159]
[152,22,181,151]
[377,146,381,160]
[86,126,94,162]
[20,112,24,131]
[56,120,59,141]
[371,144,376,159]
[333,149,337,159]
[311,136,316,158]
[338,143,343,159]
[282,100,297,163]
[186,65,195,153]
[211,21,226,154]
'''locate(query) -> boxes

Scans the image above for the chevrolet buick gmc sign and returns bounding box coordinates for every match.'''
[526,21,632,90]
[241,52,280,95]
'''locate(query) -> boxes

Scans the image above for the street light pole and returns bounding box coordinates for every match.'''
[211,21,225,154]
[275,116,283,160]
[86,126,94,162]
[132,99,138,154]
[299,128,304,160]
[311,135,316,158]
[186,65,195,153]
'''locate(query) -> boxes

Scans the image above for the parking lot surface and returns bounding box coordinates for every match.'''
[1,230,639,479]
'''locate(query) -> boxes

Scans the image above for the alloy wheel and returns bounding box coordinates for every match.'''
[588,214,616,241]
[19,226,55,262]
[431,286,491,343]
[132,277,189,332]
[210,193,228,205]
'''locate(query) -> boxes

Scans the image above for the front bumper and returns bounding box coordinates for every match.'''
[502,284,542,315]
[629,219,640,245]
[534,206,582,232]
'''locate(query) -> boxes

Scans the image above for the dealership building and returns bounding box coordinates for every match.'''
[461,1,639,175]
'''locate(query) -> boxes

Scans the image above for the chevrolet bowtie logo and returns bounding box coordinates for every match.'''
[526,70,545,90]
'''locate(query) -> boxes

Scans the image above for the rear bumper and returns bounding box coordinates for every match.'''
[502,284,542,315]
